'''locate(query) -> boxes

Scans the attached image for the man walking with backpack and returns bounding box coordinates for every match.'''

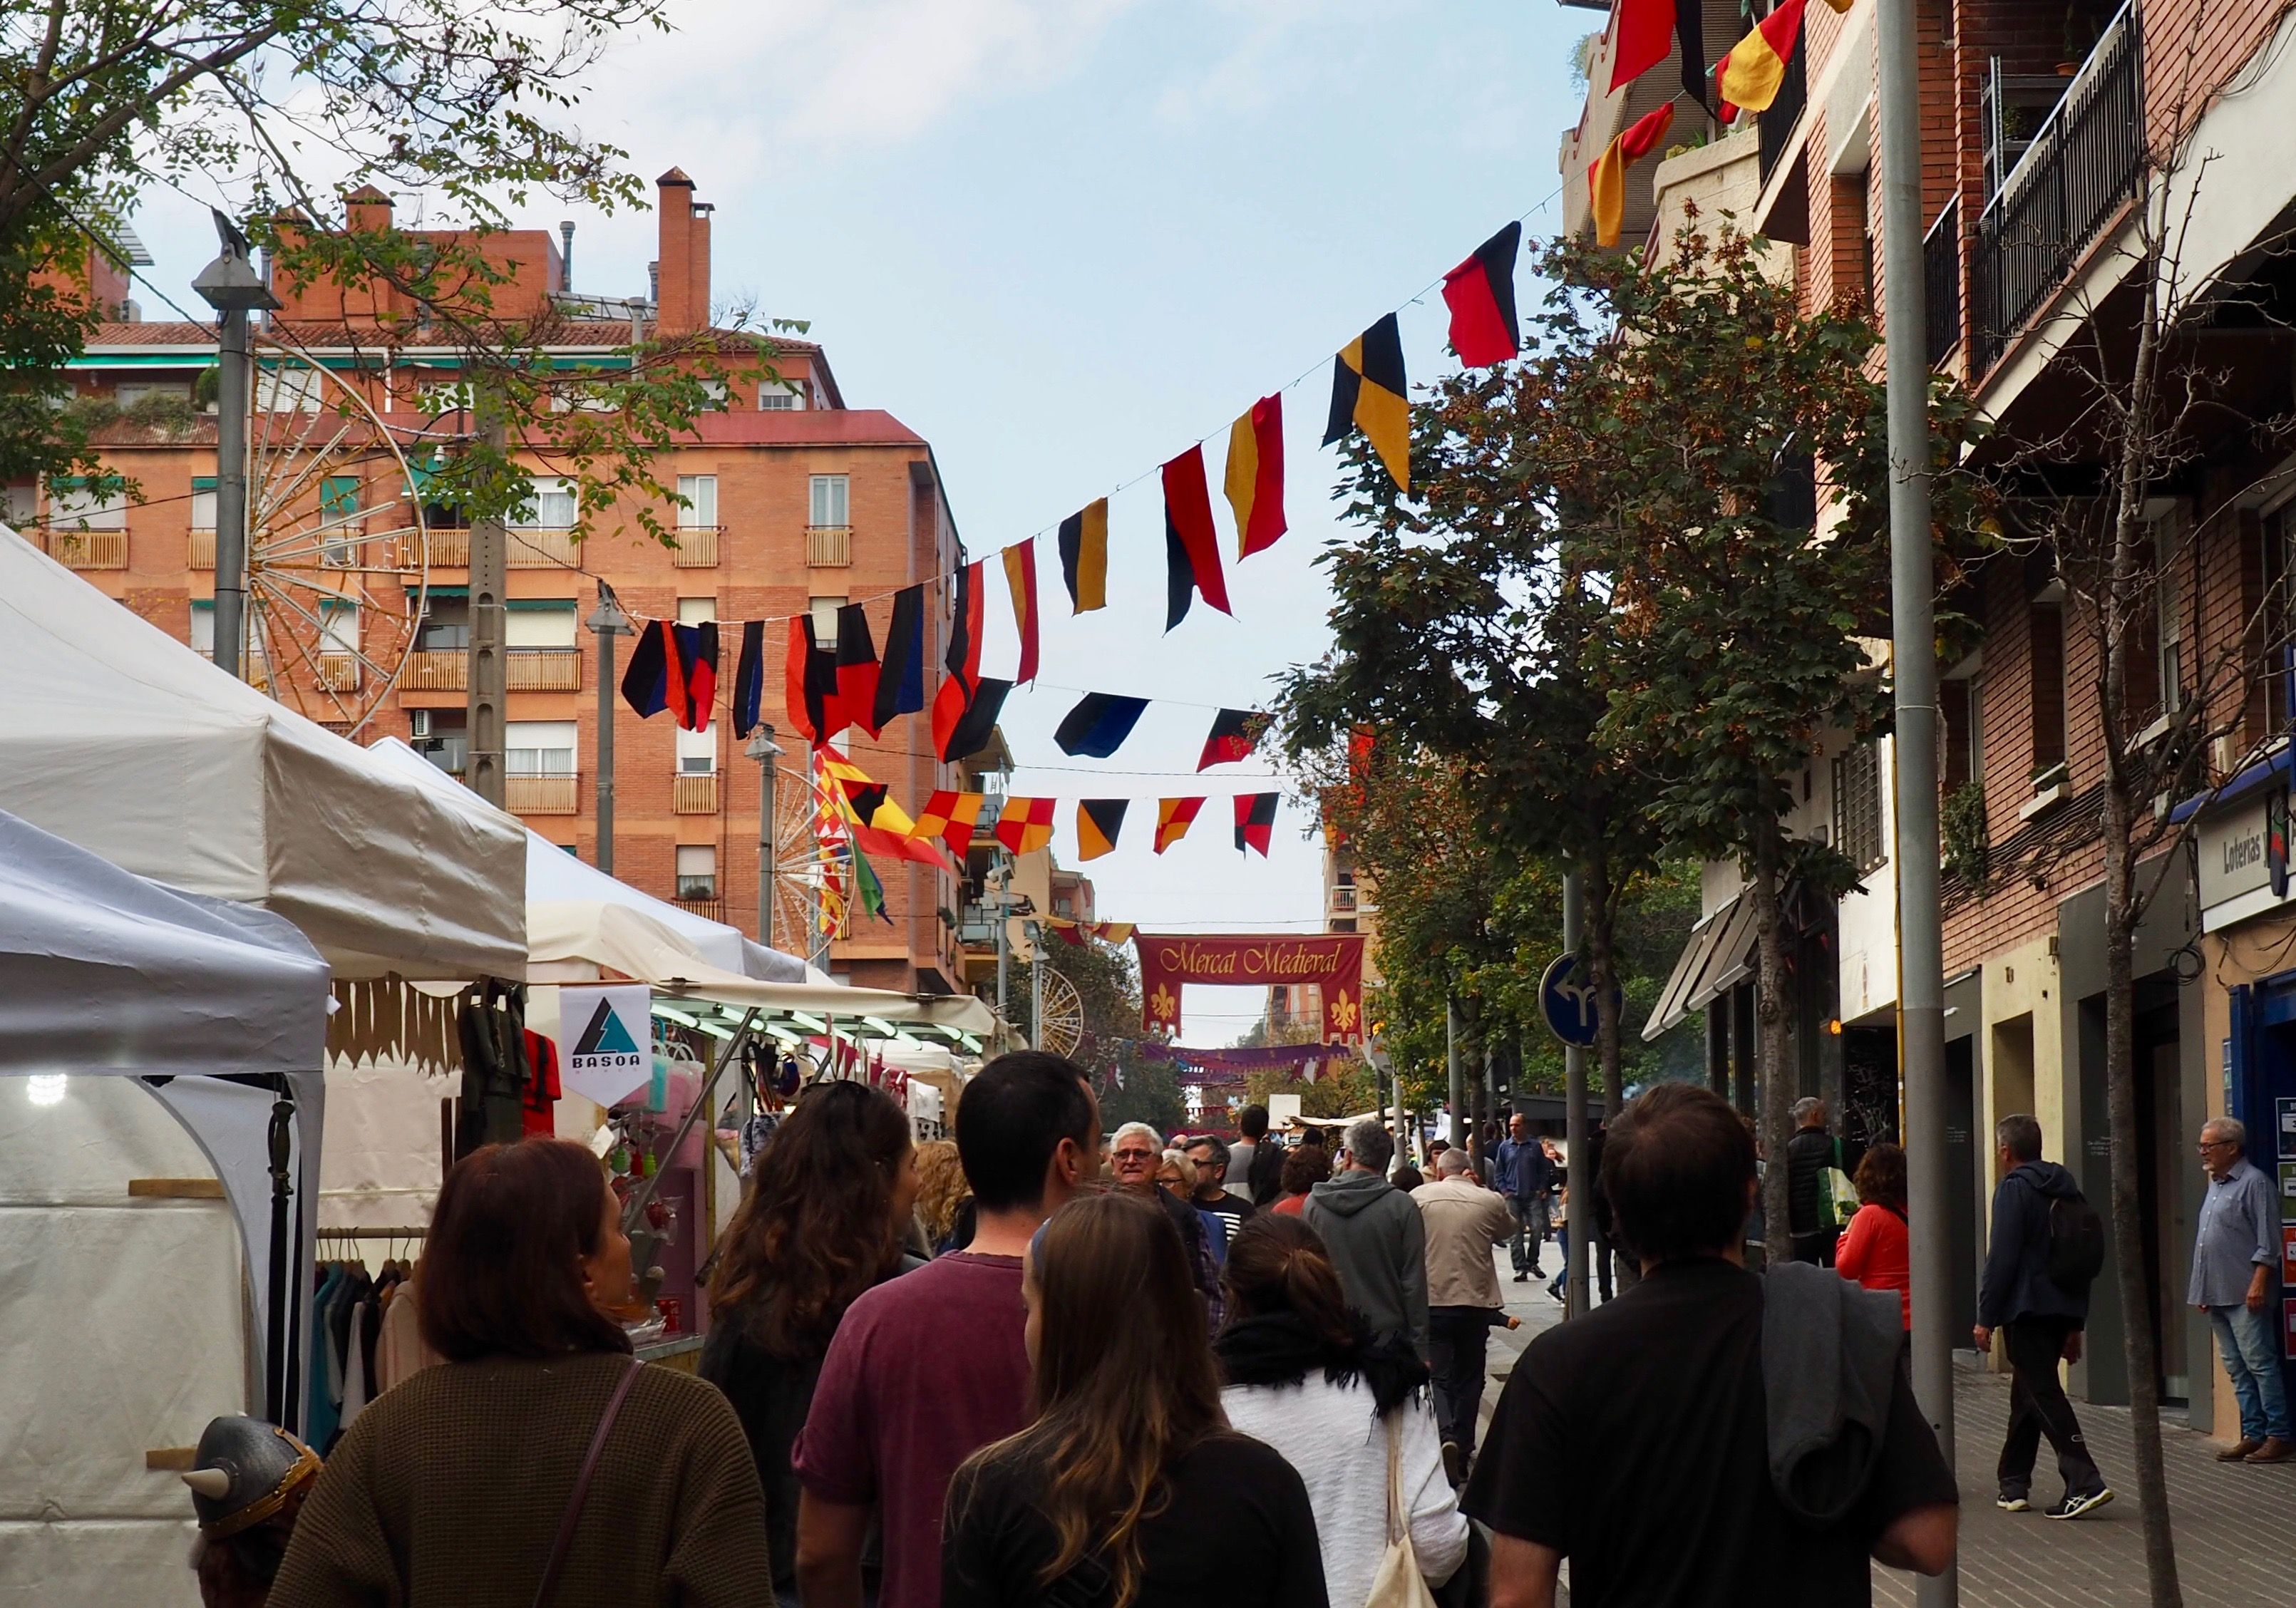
[1973,1113,2114,1520]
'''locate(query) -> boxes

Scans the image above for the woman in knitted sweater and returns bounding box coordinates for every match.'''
[269,1139,772,1607]
[1213,1214,1468,1606]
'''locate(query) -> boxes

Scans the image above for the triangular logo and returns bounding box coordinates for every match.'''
[572,996,640,1058]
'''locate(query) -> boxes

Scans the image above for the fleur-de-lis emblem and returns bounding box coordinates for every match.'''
[1328,991,1359,1034]
[1150,981,1178,1021]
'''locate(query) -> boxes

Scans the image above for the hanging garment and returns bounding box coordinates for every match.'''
[521,1029,562,1138]
[306,1266,346,1450]
[622,618,672,716]
[339,1299,371,1430]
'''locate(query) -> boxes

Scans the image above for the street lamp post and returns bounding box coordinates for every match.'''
[586,584,631,875]
[745,725,783,949]
[190,211,279,681]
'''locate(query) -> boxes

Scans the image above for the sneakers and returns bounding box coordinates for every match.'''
[1994,1491,2030,1512]
[2044,1488,2114,1520]
[1512,1272,1530,1283]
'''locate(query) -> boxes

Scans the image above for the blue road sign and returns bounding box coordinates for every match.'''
[1539,952,1617,1048]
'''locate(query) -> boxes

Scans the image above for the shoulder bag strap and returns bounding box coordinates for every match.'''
[533,1354,645,1608]
[1384,1409,1407,1547]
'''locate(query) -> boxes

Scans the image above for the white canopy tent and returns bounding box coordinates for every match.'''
[0,809,331,1608]
[0,527,525,981]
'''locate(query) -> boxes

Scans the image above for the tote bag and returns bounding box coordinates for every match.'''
[1362,1411,1438,1608]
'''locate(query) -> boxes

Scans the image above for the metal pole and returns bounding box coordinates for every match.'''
[466,396,508,808]
[623,1007,759,1236]
[1878,0,1954,1596]
[214,306,251,677]
[263,1083,294,1422]
[589,584,629,875]
[1031,922,1044,1047]
[1565,872,1591,1319]
[746,724,782,948]
[995,866,1011,1039]
[1445,996,1466,1149]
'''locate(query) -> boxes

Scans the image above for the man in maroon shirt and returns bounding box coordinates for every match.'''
[792,1051,1100,1608]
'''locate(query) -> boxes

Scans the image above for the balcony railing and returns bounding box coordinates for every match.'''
[190,529,216,569]
[1925,198,1963,367]
[806,525,852,567]
[671,525,721,567]
[416,528,470,568]
[507,527,580,569]
[316,653,359,691]
[39,528,126,570]
[505,646,582,692]
[1756,32,1809,187]
[672,895,725,922]
[673,771,719,813]
[1971,1,2143,373]
[1328,885,1359,914]
[402,649,468,691]
[505,772,579,814]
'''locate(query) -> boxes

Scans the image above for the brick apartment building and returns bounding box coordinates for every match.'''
[22,169,967,994]
[1567,0,2296,1435]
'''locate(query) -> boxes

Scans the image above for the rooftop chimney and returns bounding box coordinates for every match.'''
[653,167,710,334]
[559,221,575,294]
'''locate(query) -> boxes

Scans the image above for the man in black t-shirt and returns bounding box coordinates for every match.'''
[1463,1083,1958,1608]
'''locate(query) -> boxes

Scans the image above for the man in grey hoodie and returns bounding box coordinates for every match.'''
[1303,1115,1429,1357]
[1974,1113,2113,1520]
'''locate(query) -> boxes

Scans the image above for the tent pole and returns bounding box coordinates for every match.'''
[264,1080,294,1422]
[622,1007,760,1236]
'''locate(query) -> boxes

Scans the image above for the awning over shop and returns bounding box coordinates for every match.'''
[1642,892,1759,1041]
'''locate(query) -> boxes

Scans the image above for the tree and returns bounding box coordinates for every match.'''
[1006,926,1185,1136]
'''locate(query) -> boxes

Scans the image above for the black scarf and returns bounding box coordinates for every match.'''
[1214,1310,1428,1416]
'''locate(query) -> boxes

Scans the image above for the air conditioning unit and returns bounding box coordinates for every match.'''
[410,710,435,739]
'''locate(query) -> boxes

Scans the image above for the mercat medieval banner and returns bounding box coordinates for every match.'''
[1135,932,1367,1041]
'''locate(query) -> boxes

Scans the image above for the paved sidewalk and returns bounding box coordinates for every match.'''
[1473,1247,2296,1604]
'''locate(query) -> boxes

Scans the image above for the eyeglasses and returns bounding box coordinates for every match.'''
[2197,1139,2237,1152]
[1112,1148,1159,1163]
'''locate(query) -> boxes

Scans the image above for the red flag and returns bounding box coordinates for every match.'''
[1441,222,1523,366]
[1002,540,1039,686]
[1610,0,1679,90]
[1163,445,1230,630]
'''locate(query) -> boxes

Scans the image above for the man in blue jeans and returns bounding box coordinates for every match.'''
[2191,1116,2292,1463]
[1493,1112,1555,1282]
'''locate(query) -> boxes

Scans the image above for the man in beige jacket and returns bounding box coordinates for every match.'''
[1418,1147,1520,1479]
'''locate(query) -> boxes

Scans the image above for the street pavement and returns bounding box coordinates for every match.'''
[1469,1240,2296,1605]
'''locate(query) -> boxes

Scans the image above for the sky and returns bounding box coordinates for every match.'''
[128,0,1592,1043]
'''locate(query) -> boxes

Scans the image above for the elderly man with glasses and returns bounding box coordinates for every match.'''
[2192,1117,2292,1463]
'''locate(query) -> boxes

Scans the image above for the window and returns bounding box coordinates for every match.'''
[514,476,578,530]
[189,600,215,655]
[321,474,361,564]
[1941,677,1982,795]
[2156,517,2183,716]
[810,474,849,527]
[2026,552,2067,779]
[190,476,217,532]
[319,603,358,657]
[417,593,469,650]
[676,844,718,900]
[416,378,474,413]
[1832,741,1886,873]
[411,708,468,775]
[808,595,843,639]
[50,478,127,530]
[677,597,716,627]
[505,600,578,648]
[117,381,191,409]
[676,475,718,529]
[254,364,323,413]
[506,720,576,777]
[676,722,716,775]
[699,378,729,411]
[760,380,807,411]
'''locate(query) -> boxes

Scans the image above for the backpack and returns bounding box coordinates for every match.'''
[2045,1188,2107,1290]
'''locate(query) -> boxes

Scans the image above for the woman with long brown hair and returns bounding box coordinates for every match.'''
[269,1138,768,1606]
[942,1192,1327,1608]
[1216,1213,1466,1606]
[699,1078,920,1605]
[1834,1140,1912,1330]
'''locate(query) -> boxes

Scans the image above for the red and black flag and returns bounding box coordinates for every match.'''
[936,676,1012,764]
[1197,708,1266,770]
[669,622,717,733]
[930,560,987,755]
[622,617,671,718]
[784,615,844,746]
[733,619,766,739]
[1057,499,1108,613]
[1441,222,1523,366]
[1234,792,1279,855]
[873,584,928,732]
[1163,444,1231,632]
[1054,692,1150,759]
[1076,798,1128,861]
[1223,395,1286,560]
[834,604,881,739]
[1324,314,1410,492]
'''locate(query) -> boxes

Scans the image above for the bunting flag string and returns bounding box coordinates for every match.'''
[1043,915,1138,945]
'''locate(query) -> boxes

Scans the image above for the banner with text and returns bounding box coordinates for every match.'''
[560,983,654,1106]
[1136,932,1367,1041]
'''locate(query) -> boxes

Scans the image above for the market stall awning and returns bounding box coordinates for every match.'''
[0,528,525,980]
[1642,892,1759,1041]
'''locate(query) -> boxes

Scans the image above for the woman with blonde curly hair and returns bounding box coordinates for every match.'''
[914,1137,977,1255]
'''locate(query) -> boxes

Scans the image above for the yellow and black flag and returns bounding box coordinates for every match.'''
[1076,799,1129,862]
[1323,313,1409,493]
[1057,498,1108,614]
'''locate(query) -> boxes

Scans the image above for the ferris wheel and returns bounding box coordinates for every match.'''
[231,331,432,735]
[1034,966,1085,1058]
[768,762,825,957]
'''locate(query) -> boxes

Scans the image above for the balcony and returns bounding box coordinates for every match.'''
[673,771,719,814]
[39,528,126,570]
[190,529,216,570]
[505,772,579,815]
[402,649,468,691]
[806,525,851,567]
[672,895,725,922]
[507,528,580,569]
[1971,2,2143,373]
[1328,885,1360,914]
[1925,199,1962,367]
[416,528,470,568]
[316,654,359,692]
[505,646,582,692]
[671,525,720,567]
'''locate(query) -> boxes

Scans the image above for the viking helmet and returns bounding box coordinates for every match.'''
[181,1417,321,1539]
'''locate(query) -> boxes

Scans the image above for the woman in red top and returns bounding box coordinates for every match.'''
[1269,1144,1329,1217]
[1834,1141,1911,1329]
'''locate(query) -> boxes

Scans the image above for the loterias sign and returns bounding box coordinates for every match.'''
[1135,932,1367,1041]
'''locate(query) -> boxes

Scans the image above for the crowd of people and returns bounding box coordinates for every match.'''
[188,1061,2000,1608]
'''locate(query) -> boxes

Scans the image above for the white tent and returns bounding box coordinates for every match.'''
[0,527,524,981]
[0,809,331,1608]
